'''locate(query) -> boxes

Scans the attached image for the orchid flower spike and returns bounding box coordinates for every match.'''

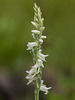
[26,3,51,97]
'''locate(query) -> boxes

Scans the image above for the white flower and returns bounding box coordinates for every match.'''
[26,58,44,85]
[40,80,51,94]
[32,33,35,39]
[34,3,38,9]
[31,21,38,28]
[40,27,45,31]
[37,49,48,61]
[26,76,36,85]
[27,79,34,85]
[38,7,41,19]
[37,59,44,67]
[40,18,44,26]
[41,35,47,39]
[26,66,36,75]
[39,39,43,44]
[27,42,38,50]
[26,63,41,85]
[31,30,40,34]
[41,80,44,84]
[40,85,51,94]
[26,64,40,77]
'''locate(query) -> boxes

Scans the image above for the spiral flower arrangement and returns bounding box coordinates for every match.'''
[26,3,51,100]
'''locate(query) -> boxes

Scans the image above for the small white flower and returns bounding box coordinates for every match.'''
[34,3,38,9]
[40,18,44,26]
[27,42,38,50]
[40,27,45,31]
[39,39,43,44]
[31,30,40,34]
[26,63,41,85]
[37,49,48,61]
[41,80,44,84]
[38,7,41,19]
[26,67,36,75]
[33,7,37,12]
[32,33,35,39]
[31,21,38,28]
[26,64,40,77]
[37,59,44,67]
[27,76,36,85]
[26,73,37,85]
[40,80,51,94]
[27,79,34,85]
[41,35,47,39]
[40,85,51,94]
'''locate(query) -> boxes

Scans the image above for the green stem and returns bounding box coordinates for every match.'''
[33,47,40,100]
[35,89,39,100]
[35,81,39,100]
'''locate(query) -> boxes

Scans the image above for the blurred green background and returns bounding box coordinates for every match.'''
[0,0,75,100]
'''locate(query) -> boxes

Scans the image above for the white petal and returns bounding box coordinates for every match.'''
[26,71,29,73]
[40,18,44,26]
[34,3,38,9]
[41,80,44,84]
[39,39,43,44]
[40,85,51,94]
[34,64,38,68]
[38,50,48,61]
[38,7,41,19]
[40,27,45,31]
[27,79,34,85]
[31,21,38,27]
[28,66,37,75]
[32,33,35,39]
[41,18,44,22]
[37,59,44,67]
[41,36,46,38]
[26,75,30,79]
[27,42,38,50]
[31,30,40,34]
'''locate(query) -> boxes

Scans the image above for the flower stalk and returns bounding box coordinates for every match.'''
[26,3,51,100]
